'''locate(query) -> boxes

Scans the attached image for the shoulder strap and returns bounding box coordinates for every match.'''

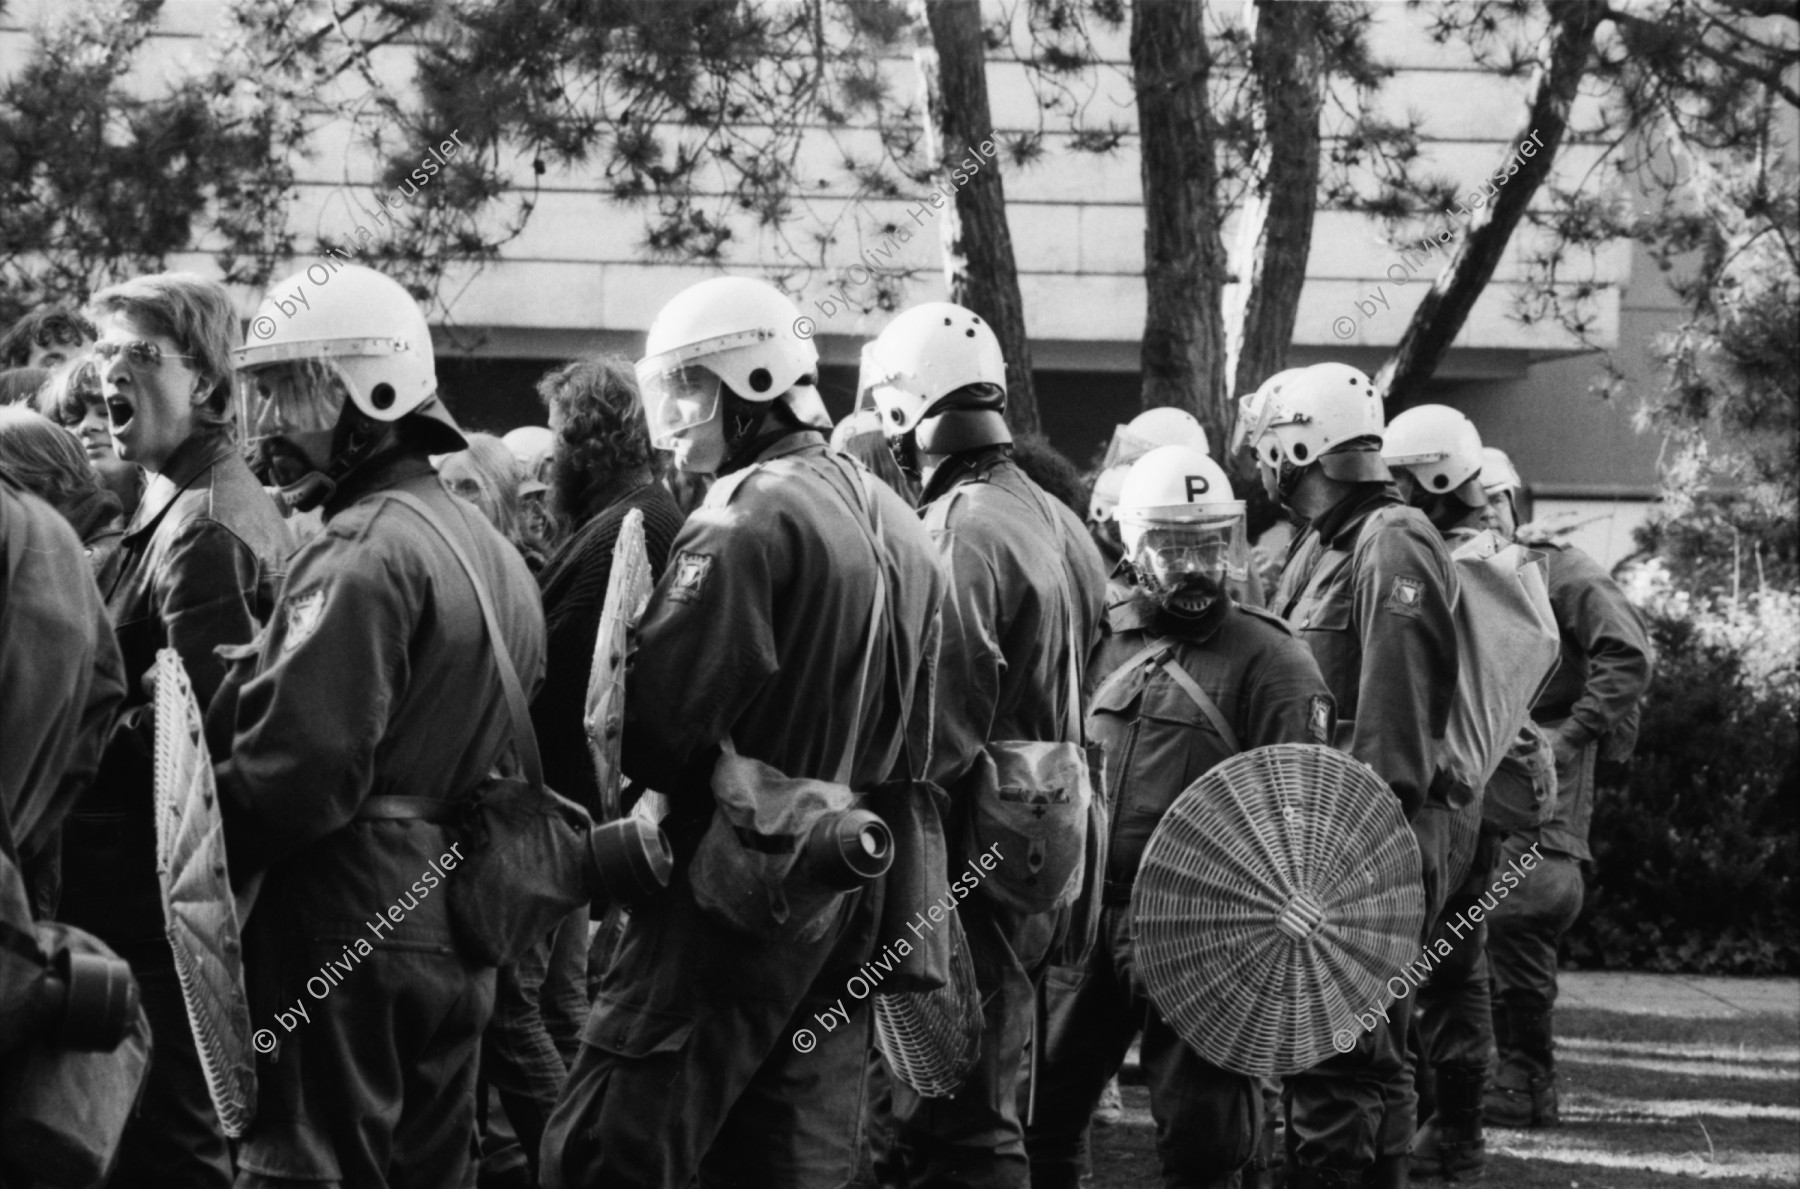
[1156,656,1242,753]
[1017,476,1086,741]
[377,490,542,791]
[808,452,894,785]
[1089,639,1174,710]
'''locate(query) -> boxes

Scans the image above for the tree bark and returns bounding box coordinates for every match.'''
[1131,0,1231,453]
[919,0,1040,435]
[1376,0,1606,404]
[1227,0,1326,409]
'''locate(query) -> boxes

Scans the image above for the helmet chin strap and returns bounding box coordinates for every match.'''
[280,409,394,513]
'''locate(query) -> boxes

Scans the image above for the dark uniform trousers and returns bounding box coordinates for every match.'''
[236,835,496,1189]
[541,865,881,1189]
[1486,741,1592,1050]
[1027,906,1258,1189]
[1412,823,1502,1107]
[884,896,1061,1189]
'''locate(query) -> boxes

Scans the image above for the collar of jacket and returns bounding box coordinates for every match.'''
[749,429,826,466]
[1108,579,1230,644]
[323,449,439,519]
[919,444,1011,505]
[122,429,238,542]
[1311,481,1402,550]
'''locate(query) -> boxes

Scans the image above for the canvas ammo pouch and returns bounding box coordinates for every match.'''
[360,492,649,969]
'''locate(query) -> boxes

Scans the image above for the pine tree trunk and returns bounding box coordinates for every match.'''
[920,0,1040,435]
[1131,0,1230,453]
[1376,0,1606,403]
[1228,0,1325,410]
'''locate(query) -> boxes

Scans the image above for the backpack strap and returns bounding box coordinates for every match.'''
[1089,639,1173,711]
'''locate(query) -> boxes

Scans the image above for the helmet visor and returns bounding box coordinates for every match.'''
[240,358,352,443]
[1230,391,1277,456]
[636,358,722,449]
[1099,424,1159,473]
[858,343,929,437]
[1117,504,1250,583]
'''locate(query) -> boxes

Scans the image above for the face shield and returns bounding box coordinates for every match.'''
[240,357,354,445]
[1230,390,1279,457]
[857,342,927,439]
[1117,503,1250,614]
[1098,424,1159,474]
[636,327,778,449]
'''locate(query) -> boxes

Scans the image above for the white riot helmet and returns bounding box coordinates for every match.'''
[1100,405,1210,473]
[635,277,824,450]
[1238,362,1383,471]
[859,302,1006,439]
[1480,446,1522,496]
[1116,445,1250,615]
[234,263,461,451]
[1381,404,1484,497]
[1088,462,1131,525]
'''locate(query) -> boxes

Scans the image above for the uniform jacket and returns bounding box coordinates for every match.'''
[1271,485,1458,819]
[215,456,546,897]
[622,433,944,816]
[58,430,290,946]
[919,451,1109,794]
[1530,542,1654,747]
[1088,582,1333,897]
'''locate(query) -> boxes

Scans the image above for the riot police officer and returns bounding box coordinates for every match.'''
[864,301,1107,1189]
[1238,363,1460,1189]
[212,264,543,1187]
[541,277,944,1189]
[1025,446,1334,1189]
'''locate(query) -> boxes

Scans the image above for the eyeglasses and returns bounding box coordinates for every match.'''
[92,339,196,371]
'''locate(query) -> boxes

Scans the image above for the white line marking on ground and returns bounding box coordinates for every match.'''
[1562,1037,1800,1064]
[1560,1051,1798,1081]
[1565,1094,1800,1122]
[1489,1136,1800,1182]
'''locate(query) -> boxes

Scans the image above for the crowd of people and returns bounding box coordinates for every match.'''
[0,262,1653,1189]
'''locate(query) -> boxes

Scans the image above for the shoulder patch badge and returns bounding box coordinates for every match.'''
[280,587,328,654]
[667,551,714,604]
[1385,575,1425,618]
[1308,695,1333,744]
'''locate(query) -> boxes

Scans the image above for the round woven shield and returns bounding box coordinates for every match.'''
[1131,744,1426,1076]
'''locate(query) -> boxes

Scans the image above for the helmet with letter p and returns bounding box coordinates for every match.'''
[1115,445,1249,617]
[233,263,465,510]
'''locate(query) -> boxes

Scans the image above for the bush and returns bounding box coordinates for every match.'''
[1565,573,1800,975]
